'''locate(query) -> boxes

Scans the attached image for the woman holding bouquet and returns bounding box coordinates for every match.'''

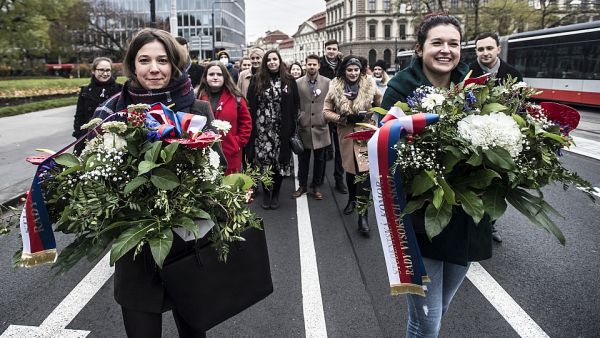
[93,28,216,338]
[247,49,300,209]
[381,14,493,338]
[197,61,252,175]
[323,55,382,236]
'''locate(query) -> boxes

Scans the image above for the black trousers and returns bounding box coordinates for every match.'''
[121,307,207,338]
[326,123,345,183]
[345,172,370,214]
[297,147,325,188]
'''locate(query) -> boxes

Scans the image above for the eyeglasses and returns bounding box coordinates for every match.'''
[95,68,112,73]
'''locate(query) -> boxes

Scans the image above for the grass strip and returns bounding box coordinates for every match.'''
[0,96,77,118]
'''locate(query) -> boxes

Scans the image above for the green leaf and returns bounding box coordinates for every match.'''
[175,215,200,238]
[55,153,81,168]
[506,189,565,245]
[482,189,507,221]
[56,164,83,178]
[393,101,411,112]
[148,228,173,268]
[160,142,179,163]
[455,168,500,189]
[424,202,452,240]
[402,197,427,215]
[138,160,160,175]
[466,152,483,166]
[411,171,435,196]
[542,132,566,144]
[442,146,464,173]
[432,187,444,209]
[483,148,515,171]
[124,176,148,195]
[144,141,162,162]
[187,208,212,220]
[438,178,456,205]
[512,113,526,128]
[110,224,153,265]
[85,154,101,170]
[370,107,389,116]
[127,138,140,157]
[150,168,180,190]
[482,102,508,114]
[223,173,254,190]
[455,188,484,224]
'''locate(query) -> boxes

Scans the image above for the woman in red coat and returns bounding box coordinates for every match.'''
[197,61,252,174]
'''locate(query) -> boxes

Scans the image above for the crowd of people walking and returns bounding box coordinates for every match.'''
[68,11,518,337]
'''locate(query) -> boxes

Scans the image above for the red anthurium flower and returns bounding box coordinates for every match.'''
[26,155,51,165]
[165,131,221,149]
[345,129,376,141]
[463,73,490,86]
[539,102,580,134]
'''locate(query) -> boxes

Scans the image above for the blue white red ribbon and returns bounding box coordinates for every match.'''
[367,111,438,296]
[145,103,207,140]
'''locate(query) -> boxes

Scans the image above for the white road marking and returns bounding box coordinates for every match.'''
[568,136,600,161]
[293,155,328,338]
[577,186,600,198]
[467,262,550,338]
[1,252,114,338]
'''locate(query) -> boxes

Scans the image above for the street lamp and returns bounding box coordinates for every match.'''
[211,0,235,59]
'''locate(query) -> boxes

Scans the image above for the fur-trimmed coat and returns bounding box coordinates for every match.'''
[323,76,381,174]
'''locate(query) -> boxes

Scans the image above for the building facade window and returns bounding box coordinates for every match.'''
[369,23,377,40]
[384,49,392,67]
[383,0,390,10]
[368,0,376,11]
[384,23,391,40]
[369,49,377,66]
[399,23,406,40]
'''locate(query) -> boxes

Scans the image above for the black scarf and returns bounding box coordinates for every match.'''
[124,73,195,111]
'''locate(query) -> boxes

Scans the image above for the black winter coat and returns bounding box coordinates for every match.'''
[469,59,523,83]
[246,75,300,165]
[319,56,341,80]
[73,76,121,153]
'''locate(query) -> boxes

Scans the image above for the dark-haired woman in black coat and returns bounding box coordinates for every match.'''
[73,57,121,154]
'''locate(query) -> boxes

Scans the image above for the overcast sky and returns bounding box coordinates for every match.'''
[245,0,326,43]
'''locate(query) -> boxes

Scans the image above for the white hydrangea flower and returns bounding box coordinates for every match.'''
[102,133,127,150]
[212,119,232,135]
[208,148,220,169]
[457,112,523,158]
[421,93,445,111]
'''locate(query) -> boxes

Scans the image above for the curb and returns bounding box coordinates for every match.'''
[1,192,25,209]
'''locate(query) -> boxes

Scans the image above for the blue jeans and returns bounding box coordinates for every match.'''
[405,258,470,338]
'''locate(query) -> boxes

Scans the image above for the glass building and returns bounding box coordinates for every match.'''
[91,0,246,59]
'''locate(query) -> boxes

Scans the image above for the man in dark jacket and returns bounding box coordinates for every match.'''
[175,36,204,88]
[319,39,347,194]
[469,32,522,83]
[470,32,521,243]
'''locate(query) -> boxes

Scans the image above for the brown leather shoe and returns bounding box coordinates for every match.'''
[292,186,307,198]
[313,190,323,200]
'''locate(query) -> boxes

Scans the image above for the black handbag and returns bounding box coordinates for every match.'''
[290,126,304,155]
[160,225,273,331]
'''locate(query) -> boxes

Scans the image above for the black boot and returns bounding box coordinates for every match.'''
[270,175,282,209]
[343,200,356,215]
[358,211,370,237]
[261,183,271,209]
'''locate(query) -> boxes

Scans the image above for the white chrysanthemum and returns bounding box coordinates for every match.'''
[421,93,445,111]
[80,118,103,130]
[212,120,232,134]
[457,112,523,157]
[512,81,528,90]
[101,121,128,134]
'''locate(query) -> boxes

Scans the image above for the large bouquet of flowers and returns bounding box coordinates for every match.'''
[379,75,594,243]
[16,103,268,274]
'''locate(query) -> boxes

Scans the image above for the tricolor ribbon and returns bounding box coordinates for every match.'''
[145,103,207,140]
[366,111,439,296]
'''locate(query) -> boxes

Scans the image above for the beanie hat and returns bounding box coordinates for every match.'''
[217,50,230,59]
[374,59,386,70]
